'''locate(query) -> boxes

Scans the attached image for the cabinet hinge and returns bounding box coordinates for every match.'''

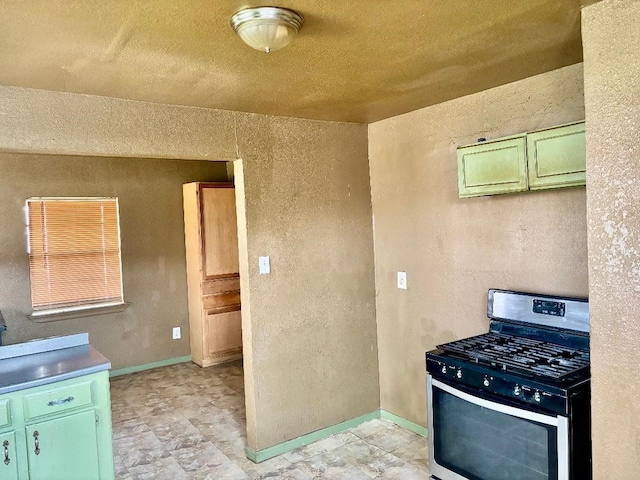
[95,413,99,426]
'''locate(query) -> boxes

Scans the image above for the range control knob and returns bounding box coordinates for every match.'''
[513,385,521,396]
[534,391,541,402]
[483,377,490,387]
[441,365,447,374]
[456,369,463,379]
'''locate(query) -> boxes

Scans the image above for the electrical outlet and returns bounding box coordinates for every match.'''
[397,271,407,290]
[172,327,181,340]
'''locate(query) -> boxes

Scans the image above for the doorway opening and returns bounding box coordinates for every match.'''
[181,158,254,450]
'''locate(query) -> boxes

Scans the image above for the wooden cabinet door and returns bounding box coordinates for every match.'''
[201,186,239,278]
[457,136,527,197]
[206,309,242,360]
[0,431,19,480]
[527,121,586,190]
[26,410,100,480]
[184,182,242,367]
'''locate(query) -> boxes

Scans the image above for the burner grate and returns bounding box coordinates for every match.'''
[437,332,590,380]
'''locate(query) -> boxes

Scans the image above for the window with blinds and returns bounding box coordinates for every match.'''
[27,197,124,314]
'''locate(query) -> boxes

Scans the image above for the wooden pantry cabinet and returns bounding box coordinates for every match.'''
[183,182,242,367]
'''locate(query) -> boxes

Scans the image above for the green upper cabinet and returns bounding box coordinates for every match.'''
[527,121,586,190]
[456,121,586,198]
[457,136,527,198]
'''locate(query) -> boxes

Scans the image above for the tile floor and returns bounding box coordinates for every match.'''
[110,361,430,479]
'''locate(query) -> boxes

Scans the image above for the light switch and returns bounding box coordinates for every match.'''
[397,271,407,290]
[259,256,270,275]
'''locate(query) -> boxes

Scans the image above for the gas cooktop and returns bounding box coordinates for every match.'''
[436,331,590,381]
[426,289,591,414]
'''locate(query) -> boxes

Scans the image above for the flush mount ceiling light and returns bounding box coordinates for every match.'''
[230,6,304,53]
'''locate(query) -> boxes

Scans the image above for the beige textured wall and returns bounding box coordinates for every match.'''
[0,87,237,160]
[369,63,588,426]
[0,86,378,452]
[235,114,378,449]
[582,1,640,478]
[0,153,228,368]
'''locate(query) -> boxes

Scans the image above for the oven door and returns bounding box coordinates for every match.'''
[427,375,568,480]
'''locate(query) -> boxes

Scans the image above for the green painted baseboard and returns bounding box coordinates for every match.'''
[245,409,427,463]
[109,355,192,377]
[245,411,380,463]
[380,409,428,437]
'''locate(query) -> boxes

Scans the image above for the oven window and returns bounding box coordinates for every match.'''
[433,386,558,480]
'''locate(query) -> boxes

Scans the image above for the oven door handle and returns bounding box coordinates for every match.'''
[431,377,560,426]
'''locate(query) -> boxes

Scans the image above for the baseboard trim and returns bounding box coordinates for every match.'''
[245,411,380,463]
[380,409,428,437]
[245,409,427,463]
[109,355,192,377]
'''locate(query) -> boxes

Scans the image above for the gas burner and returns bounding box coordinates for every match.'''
[437,332,590,380]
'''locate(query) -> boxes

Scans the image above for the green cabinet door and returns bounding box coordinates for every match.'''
[26,409,100,480]
[0,431,19,480]
[527,121,586,190]
[457,136,527,197]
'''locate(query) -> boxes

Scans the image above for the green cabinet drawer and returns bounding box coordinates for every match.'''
[527,121,586,190]
[0,400,11,429]
[457,136,527,197]
[0,431,19,480]
[23,381,94,422]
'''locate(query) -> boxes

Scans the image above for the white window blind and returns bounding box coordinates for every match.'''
[27,197,124,313]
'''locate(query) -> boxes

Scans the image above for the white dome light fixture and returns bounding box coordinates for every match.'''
[230,6,304,53]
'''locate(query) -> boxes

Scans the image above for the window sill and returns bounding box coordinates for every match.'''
[29,302,129,323]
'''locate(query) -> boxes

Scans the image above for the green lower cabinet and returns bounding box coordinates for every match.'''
[0,431,19,480]
[0,371,114,480]
[26,410,100,480]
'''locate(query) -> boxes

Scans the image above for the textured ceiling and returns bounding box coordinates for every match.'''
[0,1,598,123]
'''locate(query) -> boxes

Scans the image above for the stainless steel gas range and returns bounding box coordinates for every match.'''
[426,289,591,480]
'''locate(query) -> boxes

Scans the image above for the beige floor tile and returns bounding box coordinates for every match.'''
[294,446,375,479]
[338,439,406,477]
[282,431,360,463]
[140,410,188,429]
[375,463,431,479]
[390,437,430,472]
[111,361,430,479]
[171,441,247,478]
[127,456,189,480]
[115,430,171,469]
[255,465,313,479]
[113,454,129,476]
[350,418,422,452]
[112,416,150,440]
